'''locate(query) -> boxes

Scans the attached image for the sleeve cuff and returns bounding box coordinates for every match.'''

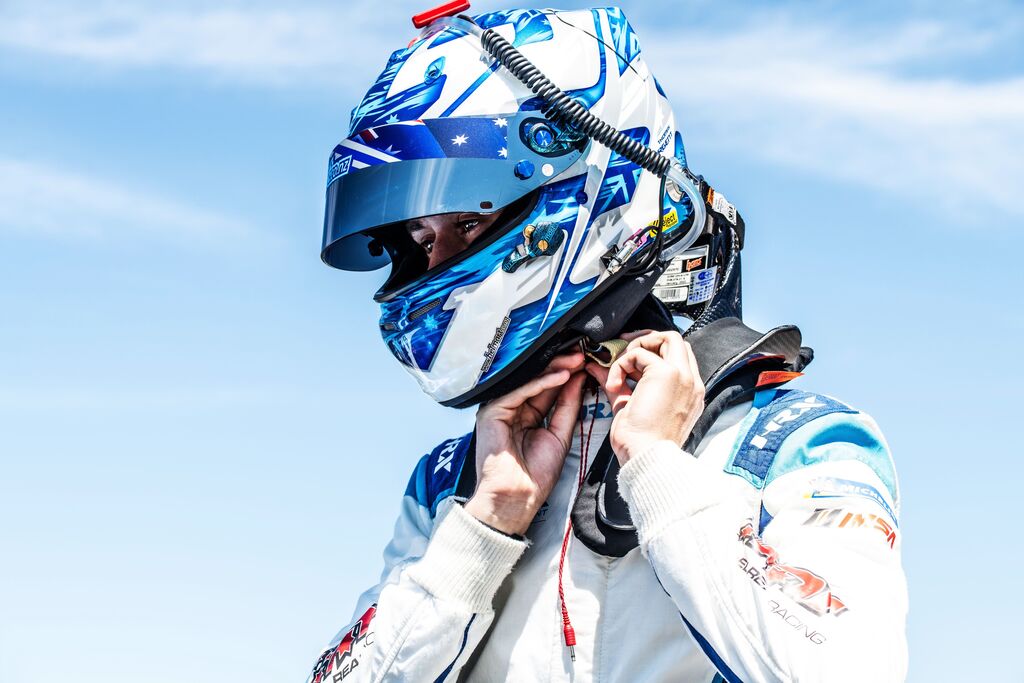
[617,440,723,546]
[406,503,527,613]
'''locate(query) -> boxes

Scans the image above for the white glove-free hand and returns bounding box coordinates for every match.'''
[586,330,705,464]
[466,351,587,535]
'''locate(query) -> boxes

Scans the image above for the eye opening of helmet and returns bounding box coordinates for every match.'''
[370,188,540,302]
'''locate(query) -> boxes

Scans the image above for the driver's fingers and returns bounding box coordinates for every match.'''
[546,351,585,373]
[684,339,702,388]
[625,330,686,365]
[484,368,570,415]
[525,352,585,417]
[619,329,654,342]
[585,361,631,415]
[584,362,610,386]
[607,347,664,392]
[609,387,632,415]
[525,382,562,420]
[546,371,587,449]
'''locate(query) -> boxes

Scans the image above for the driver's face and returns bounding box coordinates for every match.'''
[406,207,507,270]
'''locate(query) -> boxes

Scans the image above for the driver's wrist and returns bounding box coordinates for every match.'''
[464,492,535,536]
[617,435,671,465]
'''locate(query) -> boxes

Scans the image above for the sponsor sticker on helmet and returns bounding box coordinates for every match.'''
[652,246,709,303]
[686,266,718,305]
[479,315,512,375]
[708,188,738,226]
[327,152,353,188]
[646,207,679,233]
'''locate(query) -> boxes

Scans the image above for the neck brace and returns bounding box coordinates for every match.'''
[571,317,814,557]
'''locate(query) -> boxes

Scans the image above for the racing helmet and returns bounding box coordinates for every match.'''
[321,6,741,407]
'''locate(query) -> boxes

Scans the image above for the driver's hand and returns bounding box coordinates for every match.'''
[586,330,704,464]
[465,352,587,536]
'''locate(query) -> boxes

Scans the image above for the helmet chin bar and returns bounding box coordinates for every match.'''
[422,14,708,272]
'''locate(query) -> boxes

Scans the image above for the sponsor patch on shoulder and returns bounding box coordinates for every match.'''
[310,604,377,683]
[803,507,899,549]
[804,477,897,525]
[737,521,848,619]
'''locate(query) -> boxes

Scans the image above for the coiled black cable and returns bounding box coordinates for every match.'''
[479,26,672,179]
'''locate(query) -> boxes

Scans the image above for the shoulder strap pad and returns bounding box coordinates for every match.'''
[728,389,857,488]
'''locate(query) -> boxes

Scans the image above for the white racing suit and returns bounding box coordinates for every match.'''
[308,387,908,682]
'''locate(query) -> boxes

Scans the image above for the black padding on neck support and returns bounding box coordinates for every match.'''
[573,436,638,557]
[572,317,813,557]
[686,317,804,389]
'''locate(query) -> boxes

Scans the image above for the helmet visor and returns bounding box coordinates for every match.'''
[321,113,587,270]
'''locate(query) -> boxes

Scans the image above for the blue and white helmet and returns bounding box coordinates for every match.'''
[322,7,700,407]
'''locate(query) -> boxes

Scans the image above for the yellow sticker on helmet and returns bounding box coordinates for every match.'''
[647,207,679,232]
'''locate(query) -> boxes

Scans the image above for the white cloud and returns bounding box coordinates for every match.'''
[0,0,403,85]
[0,157,256,246]
[644,18,1024,219]
[1,2,1020,221]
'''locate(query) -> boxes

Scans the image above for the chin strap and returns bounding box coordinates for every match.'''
[581,338,629,367]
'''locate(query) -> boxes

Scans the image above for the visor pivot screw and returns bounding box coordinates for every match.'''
[532,125,554,150]
[514,160,535,180]
[666,179,683,202]
[575,190,588,205]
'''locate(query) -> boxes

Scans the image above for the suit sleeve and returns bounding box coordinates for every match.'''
[618,410,908,683]
[307,476,527,683]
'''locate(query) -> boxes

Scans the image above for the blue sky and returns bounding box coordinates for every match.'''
[1,1,1021,681]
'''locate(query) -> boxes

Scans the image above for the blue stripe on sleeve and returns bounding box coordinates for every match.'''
[680,614,746,683]
[433,615,476,683]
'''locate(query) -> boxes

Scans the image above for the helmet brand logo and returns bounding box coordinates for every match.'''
[480,316,512,375]
[327,154,353,187]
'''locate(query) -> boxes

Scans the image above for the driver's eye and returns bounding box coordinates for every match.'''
[422,239,435,254]
[459,219,480,233]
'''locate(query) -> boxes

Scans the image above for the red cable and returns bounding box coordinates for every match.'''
[557,394,597,662]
